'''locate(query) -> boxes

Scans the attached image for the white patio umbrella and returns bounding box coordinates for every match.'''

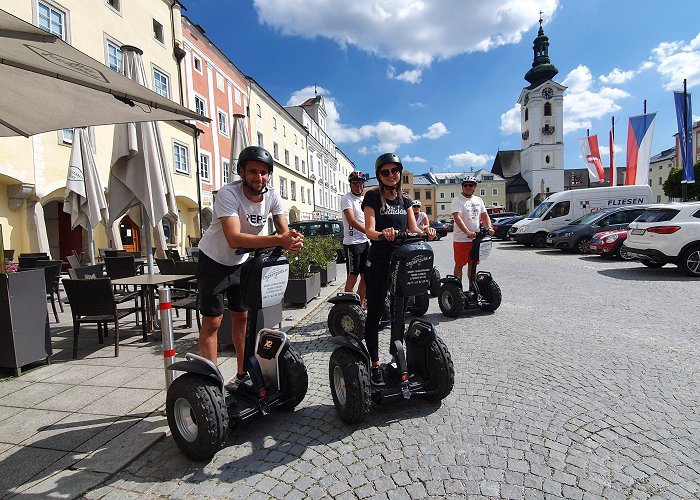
[0,8,203,137]
[63,127,108,265]
[108,46,177,275]
[229,113,250,181]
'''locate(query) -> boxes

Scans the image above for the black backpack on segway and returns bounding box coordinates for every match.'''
[328,233,454,424]
[165,247,308,461]
[438,228,501,317]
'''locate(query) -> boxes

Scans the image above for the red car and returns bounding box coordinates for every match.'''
[589,228,634,260]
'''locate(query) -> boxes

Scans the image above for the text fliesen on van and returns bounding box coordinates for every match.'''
[608,198,645,206]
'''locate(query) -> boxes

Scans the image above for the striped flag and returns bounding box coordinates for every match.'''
[625,113,657,186]
[579,135,605,181]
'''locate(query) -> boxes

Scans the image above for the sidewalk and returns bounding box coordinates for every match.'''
[0,265,347,499]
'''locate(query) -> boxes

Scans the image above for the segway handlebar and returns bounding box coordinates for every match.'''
[234,246,284,256]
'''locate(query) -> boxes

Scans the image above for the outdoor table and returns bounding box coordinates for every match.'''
[112,274,195,336]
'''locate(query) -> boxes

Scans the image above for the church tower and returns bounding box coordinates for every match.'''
[517,15,566,209]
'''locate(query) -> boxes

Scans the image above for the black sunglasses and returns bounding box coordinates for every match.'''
[379,166,401,177]
[462,182,476,187]
[350,179,365,184]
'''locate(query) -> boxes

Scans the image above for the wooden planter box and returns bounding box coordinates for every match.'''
[0,269,52,376]
[284,272,321,306]
[312,261,337,287]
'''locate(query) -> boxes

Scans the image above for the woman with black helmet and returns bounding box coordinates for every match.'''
[361,153,436,386]
[197,145,303,390]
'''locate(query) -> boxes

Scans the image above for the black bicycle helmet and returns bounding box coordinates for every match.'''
[374,153,403,176]
[348,171,366,183]
[237,146,273,176]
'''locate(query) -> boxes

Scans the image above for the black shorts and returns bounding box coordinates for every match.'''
[344,241,369,276]
[197,251,245,316]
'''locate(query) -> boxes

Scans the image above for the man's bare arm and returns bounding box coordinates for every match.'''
[343,208,366,234]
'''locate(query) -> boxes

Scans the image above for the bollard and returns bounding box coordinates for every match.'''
[158,287,176,389]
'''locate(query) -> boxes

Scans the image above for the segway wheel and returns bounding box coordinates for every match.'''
[279,346,308,410]
[411,293,430,317]
[438,283,464,317]
[166,373,229,461]
[329,348,370,424]
[429,268,441,297]
[328,303,366,338]
[478,280,502,312]
[424,336,455,402]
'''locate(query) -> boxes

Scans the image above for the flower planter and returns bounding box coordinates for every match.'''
[313,261,337,287]
[0,269,52,376]
[284,272,321,306]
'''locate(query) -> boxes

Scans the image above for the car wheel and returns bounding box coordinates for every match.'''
[615,244,634,261]
[575,237,591,254]
[639,259,664,268]
[532,233,547,248]
[678,246,700,277]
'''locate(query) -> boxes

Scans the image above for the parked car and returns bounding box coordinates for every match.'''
[589,228,634,260]
[493,216,525,240]
[489,212,519,224]
[623,202,700,276]
[429,220,449,240]
[440,219,454,232]
[545,205,648,253]
[289,220,345,262]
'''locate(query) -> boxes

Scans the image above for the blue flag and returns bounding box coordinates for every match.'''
[674,91,695,184]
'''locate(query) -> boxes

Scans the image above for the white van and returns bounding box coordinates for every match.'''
[510,185,653,247]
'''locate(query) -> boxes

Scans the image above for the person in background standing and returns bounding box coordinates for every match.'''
[341,171,370,307]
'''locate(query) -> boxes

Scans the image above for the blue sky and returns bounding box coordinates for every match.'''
[186,0,700,175]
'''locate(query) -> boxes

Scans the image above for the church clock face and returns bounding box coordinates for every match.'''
[541,87,554,100]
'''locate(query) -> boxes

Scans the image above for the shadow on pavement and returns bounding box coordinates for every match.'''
[597,266,693,282]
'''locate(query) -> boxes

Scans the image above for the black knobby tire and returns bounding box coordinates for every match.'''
[429,268,441,297]
[478,279,502,312]
[679,246,700,277]
[615,243,634,261]
[575,237,591,254]
[639,259,664,268]
[329,348,371,423]
[532,233,547,248]
[278,346,308,410]
[438,283,464,317]
[166,373,228,461]
[328,303,366,338]
[424,336,455,402]
[411,293,430,317]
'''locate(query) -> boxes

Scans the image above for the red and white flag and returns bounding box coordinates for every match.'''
[609,129,616,186]
[578,135,605,181]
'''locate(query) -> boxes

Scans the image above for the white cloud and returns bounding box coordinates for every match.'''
[403,155,428,163]
[649,33,700,90]
[254,0,559,79]
[387,65,423,84]
[499,104,520,134]
[409,102,426,108]
[423,122,448,139]
[448,151,495,167]
[599,68,635,84]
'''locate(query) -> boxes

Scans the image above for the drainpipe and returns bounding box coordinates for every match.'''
[170,1,186,105]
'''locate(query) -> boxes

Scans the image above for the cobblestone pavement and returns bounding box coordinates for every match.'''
[84,240,700,499]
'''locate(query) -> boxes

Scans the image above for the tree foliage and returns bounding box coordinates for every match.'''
[662,162,700,200]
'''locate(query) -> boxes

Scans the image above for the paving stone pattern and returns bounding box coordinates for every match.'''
[83,242,700,499]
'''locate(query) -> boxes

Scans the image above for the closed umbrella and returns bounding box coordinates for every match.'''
[0,8,203,137]
[229,113,249,181]
[108,46,177,275]
[63,128,108,264]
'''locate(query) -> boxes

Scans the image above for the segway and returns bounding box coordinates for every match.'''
[329,233,455,424]
[165,247,308,460]
[438,228,501,317]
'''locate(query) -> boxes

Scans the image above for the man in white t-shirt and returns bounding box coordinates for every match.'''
[451,175,494,284]
[197,146,303,390]
[341,171,370,307]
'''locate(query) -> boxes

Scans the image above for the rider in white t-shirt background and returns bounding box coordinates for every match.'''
[411,200,429,230]
[341,171,370,308]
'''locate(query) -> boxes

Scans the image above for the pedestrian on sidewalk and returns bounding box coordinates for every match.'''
[196,146,303,390]
[362,153,435,386]
[341,171,370,308]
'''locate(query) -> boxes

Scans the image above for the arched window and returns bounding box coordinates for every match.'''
[525,108,529,121]
[544,102,552,116]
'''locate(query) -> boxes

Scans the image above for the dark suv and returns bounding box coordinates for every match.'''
[289,220,345,262]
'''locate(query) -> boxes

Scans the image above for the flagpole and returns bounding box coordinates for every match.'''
[682,79,688,202]
[610,116,615,187]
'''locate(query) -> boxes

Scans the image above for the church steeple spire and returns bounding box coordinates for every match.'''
[524,13,558,87]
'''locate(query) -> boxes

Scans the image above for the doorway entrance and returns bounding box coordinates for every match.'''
[119,216,140,253]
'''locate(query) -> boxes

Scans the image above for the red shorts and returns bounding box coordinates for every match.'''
[453,241,476,267]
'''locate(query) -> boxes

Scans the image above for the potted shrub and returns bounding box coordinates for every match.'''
[283,243,320,306]
[310,237,338,286]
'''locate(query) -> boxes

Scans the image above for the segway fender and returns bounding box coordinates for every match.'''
[331,335,370,361]
[439,275,462,288]
[328,292,361,305]
[167,352,225,394]
[404,319,437,349]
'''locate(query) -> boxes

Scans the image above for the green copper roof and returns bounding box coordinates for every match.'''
[524,18,558,88]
